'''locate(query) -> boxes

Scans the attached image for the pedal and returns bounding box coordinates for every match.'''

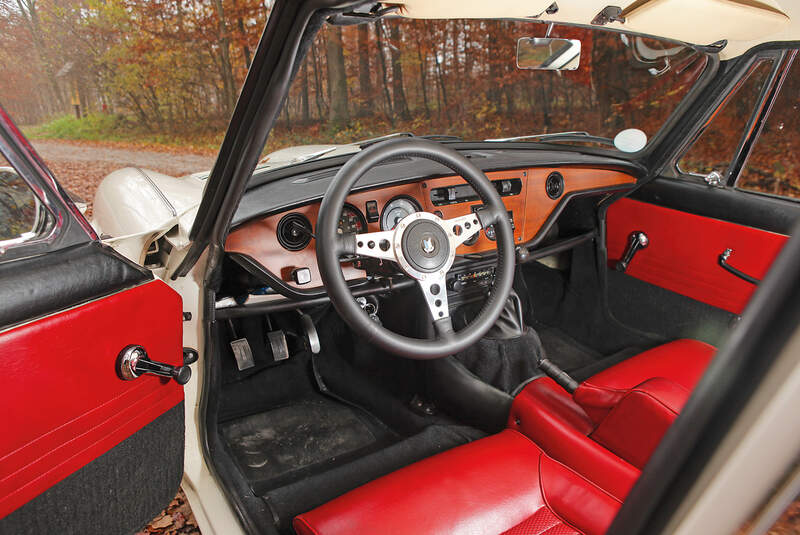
[267,330,290,361]
[227,320,255,371]
[300,313,321,354]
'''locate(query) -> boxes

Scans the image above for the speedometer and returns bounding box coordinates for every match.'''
[381,196,422,231]
[338,204,367,234]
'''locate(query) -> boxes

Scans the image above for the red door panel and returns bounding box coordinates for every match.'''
[0,280,184,518]
[607,198,788,314]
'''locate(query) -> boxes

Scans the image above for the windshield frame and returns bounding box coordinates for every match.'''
[255,18,721,172]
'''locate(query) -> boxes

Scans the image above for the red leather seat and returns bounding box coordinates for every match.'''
[294,339,715,535]
[510,339,716,472]
[294,430,621,535]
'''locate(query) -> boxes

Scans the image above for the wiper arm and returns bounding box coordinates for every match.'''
[358,132,415,149]
[484,131,591,142]
[419,134,462,142]
[485,131,615,147]
[288,146,338,164]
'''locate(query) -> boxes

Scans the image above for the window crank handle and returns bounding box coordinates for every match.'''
[615,231,648,272]
[116,345,192,385]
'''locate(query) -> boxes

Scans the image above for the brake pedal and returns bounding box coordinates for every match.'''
[265,315,290,361]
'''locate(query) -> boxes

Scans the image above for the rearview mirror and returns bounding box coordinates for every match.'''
[516,37,581,71]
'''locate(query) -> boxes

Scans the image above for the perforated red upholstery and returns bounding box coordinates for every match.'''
[293,430,620,535]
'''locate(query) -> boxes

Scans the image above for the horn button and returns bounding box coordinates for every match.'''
[400,219,450,273]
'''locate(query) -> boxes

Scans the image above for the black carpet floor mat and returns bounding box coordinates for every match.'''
[534,323,645,382]
[536,323,602,372]
[221,397,396,492]
[263,423,485,533]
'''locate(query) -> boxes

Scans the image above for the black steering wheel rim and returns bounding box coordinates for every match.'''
[316,138,515,359]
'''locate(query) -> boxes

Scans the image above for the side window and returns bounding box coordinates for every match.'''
[737,53,800,199]
[677,59,774,179]
[0,155,55,254]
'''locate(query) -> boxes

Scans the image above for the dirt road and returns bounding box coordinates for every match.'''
[31,140,216,218]
[32,139,215,176]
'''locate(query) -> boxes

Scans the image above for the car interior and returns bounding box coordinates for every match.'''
[0,0,799,533]
[136,7,800,531]
[197,39,797,534]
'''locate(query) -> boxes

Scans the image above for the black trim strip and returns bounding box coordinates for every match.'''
[633,178,799,235]
[0,242,151,330]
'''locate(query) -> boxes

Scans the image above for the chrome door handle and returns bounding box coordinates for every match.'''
[719,249,760,285]
[116,345,192,385]
[615,231,649,272]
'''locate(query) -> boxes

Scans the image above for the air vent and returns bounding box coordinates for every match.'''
[545,172,565,200]
[277,213,313,251]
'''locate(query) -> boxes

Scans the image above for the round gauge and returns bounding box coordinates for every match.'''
[338,204,367,235]
[381,196,422,231]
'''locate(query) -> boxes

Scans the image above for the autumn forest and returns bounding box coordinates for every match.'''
[0,1,797,199]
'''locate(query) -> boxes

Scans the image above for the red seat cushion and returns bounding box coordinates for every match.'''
[294,339,715,535]
[511,339,716,471]
[293,430,621,535]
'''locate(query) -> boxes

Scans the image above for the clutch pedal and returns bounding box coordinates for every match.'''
[227,319,255,371]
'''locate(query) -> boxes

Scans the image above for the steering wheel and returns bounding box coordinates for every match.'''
[316,138,515,359]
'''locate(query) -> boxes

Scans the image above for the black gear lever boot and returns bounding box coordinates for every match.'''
[483,290,525,339]
[453,290,545,393]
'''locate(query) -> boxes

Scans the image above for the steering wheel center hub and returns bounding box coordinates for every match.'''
[392,212,456,280]
[401,219,450,273]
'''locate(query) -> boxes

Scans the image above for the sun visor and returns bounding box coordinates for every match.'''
[621,0,789,44]
[395,0,556,19]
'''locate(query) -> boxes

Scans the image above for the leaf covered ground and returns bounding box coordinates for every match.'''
[138,488,200,535]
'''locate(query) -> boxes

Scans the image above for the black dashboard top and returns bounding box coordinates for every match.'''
[232,146,644,228]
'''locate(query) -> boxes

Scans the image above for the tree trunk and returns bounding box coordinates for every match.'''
[231,0,252,69]
[416,41,430,118]
[375,21,394,124]
[213,0,237,115]
[16,0,65,112]
[389,23,410,121]
[300,60,310,123]
[433,42,450,122]
[311,42,327,119]
[325,26,349,126]
[357,24,372,117]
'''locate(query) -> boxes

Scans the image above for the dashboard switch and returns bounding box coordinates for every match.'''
[365,200,379,223]
[292,267,312,285]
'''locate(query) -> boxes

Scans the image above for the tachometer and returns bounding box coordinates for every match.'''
[381,196,422,231]
[338,204,367,234]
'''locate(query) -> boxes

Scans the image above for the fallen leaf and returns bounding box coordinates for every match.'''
[149,514,173,529]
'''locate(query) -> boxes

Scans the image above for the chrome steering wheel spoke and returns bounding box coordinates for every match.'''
[442,213,483,248]
[352,229,396,261]
[417,272,449,322]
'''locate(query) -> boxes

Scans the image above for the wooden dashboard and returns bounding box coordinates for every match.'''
[225,167,636,289]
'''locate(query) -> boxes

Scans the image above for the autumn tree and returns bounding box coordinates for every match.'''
[326,26,348,126]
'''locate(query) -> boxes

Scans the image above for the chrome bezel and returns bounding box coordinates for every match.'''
[392,212,457,282]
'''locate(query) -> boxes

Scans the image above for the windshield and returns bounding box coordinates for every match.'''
[261,19,709,165]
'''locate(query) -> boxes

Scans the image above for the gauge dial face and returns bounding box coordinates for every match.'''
[381,197,421,231]
[338,204,367,234]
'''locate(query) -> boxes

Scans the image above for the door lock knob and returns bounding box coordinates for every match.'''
[117,345,192,385]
